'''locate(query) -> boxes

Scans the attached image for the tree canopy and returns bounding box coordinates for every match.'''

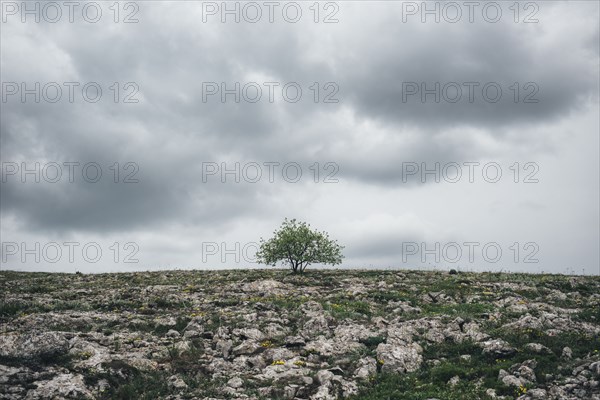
[255,219,344,273]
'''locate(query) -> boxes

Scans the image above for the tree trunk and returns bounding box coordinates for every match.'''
[299,263,306,274]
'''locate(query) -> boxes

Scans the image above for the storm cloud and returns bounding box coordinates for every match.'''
[1,1,598,274]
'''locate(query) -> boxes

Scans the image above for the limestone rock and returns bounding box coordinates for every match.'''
[376,342,423,373]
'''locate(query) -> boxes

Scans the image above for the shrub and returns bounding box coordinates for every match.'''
[255,218,344,274]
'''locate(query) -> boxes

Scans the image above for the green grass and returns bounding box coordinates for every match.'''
[367,290,410,303]
[325,299,372,319]
[353,343,519,399]
[574,307,600,323]
[421,302,494,319]
[492,328,600,360]
[0,300,29,318]
[360,335,387,350]
[1,269,599,399]
[84,362,171,400]
[0,352,76,369]
[350,372,491,400]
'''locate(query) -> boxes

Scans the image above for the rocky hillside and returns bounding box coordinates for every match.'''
[1,269,599,400]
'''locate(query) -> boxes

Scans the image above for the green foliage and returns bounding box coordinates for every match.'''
[422,339,481,360]
[350,372,489,400]
[492,328,600,360]
[326,299,372,319]
[360,335,386,350]
[575,307,600,323]
[1,269,598,399]
[422,302,494,319]
[255,218,344,273]
[85,363,170,400]
[368,290,409,303]
[0,300,28,318]
[353,333,584,400]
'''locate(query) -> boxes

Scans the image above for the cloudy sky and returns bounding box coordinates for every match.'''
[1,0,598,274]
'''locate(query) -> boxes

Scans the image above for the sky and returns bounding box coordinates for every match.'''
[1,0,599,274]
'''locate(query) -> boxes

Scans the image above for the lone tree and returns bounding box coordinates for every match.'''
[256,219,344,274]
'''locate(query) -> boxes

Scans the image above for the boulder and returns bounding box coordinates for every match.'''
[376,342,423,373]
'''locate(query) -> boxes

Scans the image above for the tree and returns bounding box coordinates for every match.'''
[255,219,344,274]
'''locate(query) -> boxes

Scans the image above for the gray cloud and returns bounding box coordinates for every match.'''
[1,1,598,274]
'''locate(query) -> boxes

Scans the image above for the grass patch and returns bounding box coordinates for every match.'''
[360,336,387,350]
[574,307,600,323]
[421,302,493,319]
[84,362,171,400]
[0,300,30,318]
[325,299,372,319]
[350,372,490,400]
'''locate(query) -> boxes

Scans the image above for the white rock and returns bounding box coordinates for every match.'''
[227,376,244,388]
[316,369,335,384]
[24,373,93,399]
[168,375,188,391]
[481,339,516,357]
[501,374,527,387]
[353,357,377,380]
[165,329,181,339]
[562,346,573,359]
[0,331,69,360]
[376,342,423,373]
[448,375,460,386]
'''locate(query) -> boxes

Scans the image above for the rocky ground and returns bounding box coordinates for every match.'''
[1,269,599,400]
